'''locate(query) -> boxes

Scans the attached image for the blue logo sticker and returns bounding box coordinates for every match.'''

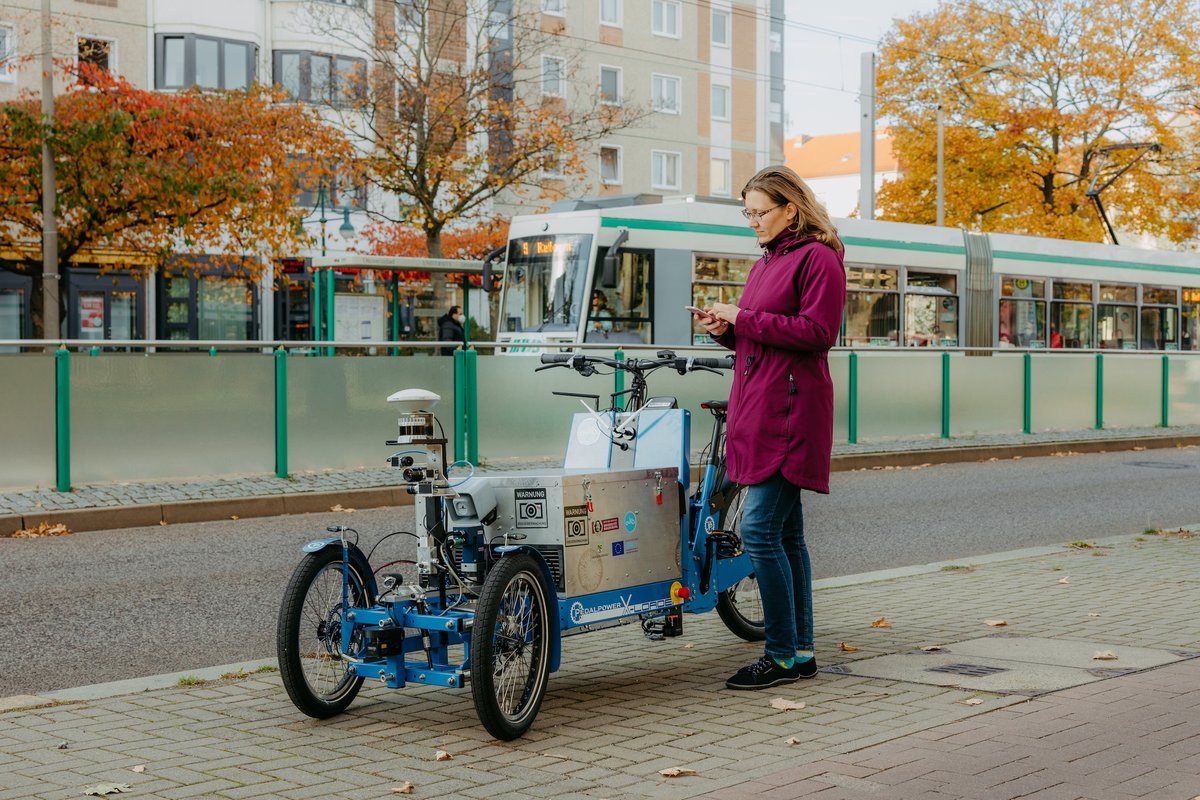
[624,511,637,532]
[611,541,625,556]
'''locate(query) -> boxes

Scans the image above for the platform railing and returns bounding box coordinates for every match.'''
[1,340,1198,492]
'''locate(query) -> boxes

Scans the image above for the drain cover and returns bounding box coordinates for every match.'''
[1125,461,1193,470]
[927,663,1009,678]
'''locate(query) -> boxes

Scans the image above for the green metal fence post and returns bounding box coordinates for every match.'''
[848,351,858,444]
[275,347,288,478]
[55,346,71,492]
[465,348,478,464]
[1161,354,1170,428]
[454,349,466,462]
[1095,352,1104,430]
[389,273,400,356]
[324,268,335,357]
[311,268,322,354]
[940,351,950,438]
[1022,352,1032,434]
[614,349,625,411]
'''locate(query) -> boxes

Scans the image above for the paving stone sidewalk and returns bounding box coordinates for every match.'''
[2,527,1199,799]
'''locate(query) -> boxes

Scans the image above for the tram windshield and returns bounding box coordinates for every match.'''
[501,234,593,334]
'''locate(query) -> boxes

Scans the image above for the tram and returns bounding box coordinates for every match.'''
[495,195,1200,353]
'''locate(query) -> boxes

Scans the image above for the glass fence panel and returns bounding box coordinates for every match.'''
[0,355,55,490]
[72,354,273,483]
[1102,355,1161,429]
[857,352,941,440]
[830,352,849,444]
[949,353,1024,436]
[288,354,454,472]
[1168,356,1200,425]
[1030,354,1095,432]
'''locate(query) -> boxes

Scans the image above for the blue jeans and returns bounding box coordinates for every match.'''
[740,471,813,660]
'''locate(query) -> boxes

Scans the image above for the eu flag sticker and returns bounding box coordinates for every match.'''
[611,541,625,556]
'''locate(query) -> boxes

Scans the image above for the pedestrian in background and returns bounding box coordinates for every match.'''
[695,165,846,690]
[437,305,465,356]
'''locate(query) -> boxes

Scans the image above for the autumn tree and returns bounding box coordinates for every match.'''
[875,0,1200,244]
[0,65,351,337]
[298,0,649,257]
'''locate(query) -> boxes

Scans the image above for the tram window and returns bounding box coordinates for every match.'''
[1143,286,1178,305]
[904,295,958,347]
[846,265,897,291]
[1050,302,1092,349]
[692,254,755,340]
[905,270,956,294]
[1097,304,1136,349]
[1140,307,1177,350]
[1099,284,1136,303]
[1000,276,1044,299]
[843,292,899,347]
[1183,302,1199,351]
[1054,281,1092,301]
[587,249,651,345]
[999,298,1046,348]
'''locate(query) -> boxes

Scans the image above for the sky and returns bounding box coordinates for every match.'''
[783,0,942,138]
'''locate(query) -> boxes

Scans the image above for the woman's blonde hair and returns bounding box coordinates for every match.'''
[741,165,843,253]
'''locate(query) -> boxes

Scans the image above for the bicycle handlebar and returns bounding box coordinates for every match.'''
[538,351,732,374]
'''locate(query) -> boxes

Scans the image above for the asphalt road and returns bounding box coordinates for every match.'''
[2,445,1196,697]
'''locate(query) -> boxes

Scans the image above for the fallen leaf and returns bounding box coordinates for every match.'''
[659,767,697,778]
[541,753,571,759]
[870,617,892,628]
[4,521,72,539]
[391,783,416,794]
[330,504,356,512]
[769,698,806,711]
[130,765,145,773]
[984,619,1008,627]
[230,515,240,520]
[158,520,167,526]
[1088,613,1101,618]
[920,645,944,652]
[1057,577,1071,584]
[84,785,132,797]
[683,643,695,649]
[1092,650,1118,661]
[785,737,802,745]
[839,642,860,652]
[57,741,68,750]
[434,750,452,761]
[960,698,984,706]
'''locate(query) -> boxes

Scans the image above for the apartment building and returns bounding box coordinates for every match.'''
[0,0,781,343]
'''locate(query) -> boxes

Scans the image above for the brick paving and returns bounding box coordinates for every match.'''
[3,526,1200,799]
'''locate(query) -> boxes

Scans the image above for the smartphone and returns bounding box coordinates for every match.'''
[685,305,716,320]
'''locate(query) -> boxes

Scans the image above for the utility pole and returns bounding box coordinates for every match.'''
[859,52,875,220]
[41,0,60,340]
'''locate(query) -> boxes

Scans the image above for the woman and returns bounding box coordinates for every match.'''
[694,165,846,690]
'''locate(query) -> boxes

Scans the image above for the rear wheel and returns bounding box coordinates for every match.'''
[470,553,552,740]
[277,546,373,718]
[714,485,766,641]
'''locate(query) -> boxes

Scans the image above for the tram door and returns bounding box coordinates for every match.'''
[67,270,144,343]
[587,248,653,345]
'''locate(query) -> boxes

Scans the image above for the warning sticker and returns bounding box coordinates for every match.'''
[601,517,620,532]
[564,504,588,518]
[565,517,588,546]
[515,488,548,529]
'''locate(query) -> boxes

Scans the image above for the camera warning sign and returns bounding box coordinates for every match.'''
[514,488,548,529]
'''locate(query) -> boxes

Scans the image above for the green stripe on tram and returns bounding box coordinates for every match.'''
[992,249,1200,277]
[600,217,756,238]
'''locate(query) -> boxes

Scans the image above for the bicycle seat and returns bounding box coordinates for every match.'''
[700,400,728,412]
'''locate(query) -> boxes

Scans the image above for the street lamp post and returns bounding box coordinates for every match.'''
[936,60,1013,226]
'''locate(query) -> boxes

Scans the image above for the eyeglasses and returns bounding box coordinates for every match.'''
[741,205,781,222]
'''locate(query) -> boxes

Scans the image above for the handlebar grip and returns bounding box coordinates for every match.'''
[679,356,735,370]
[539,354,576,364]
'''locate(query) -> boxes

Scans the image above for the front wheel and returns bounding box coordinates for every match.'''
[277,545,374,718]
[713,484,766,641]
[469,553,552,740]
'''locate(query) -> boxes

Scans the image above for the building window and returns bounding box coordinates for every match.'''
[78,36,114,74]
[710,158,730,197]
[0,24,15,83]
[396,0,419,31]
[711,84,730,121]
[600,0,621,26]
[541,56,564,97]
[711,9,730,46]
[156,34,257,90]
[651,73,680,114]
[651,0,680,37]
[651,150,680,190]
[599,65,621,105]
[542,0,565,15]
[542,148,567,179]
[274,51,367,106]
[600,145,622,184]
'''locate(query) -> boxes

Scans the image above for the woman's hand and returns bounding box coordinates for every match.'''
[698,307,730,337]
[710,302,740,326]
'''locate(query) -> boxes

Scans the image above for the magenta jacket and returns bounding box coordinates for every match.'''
[714,228,846,492]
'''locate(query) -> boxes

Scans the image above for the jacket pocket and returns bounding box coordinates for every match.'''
[784,373,796,439]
